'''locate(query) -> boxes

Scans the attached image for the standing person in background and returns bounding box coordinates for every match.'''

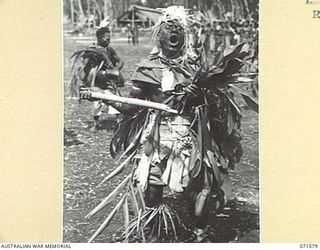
[134,25,139,45]
[69,26,124,132]
[127,25,135,45]
[230,21,241,45]
[224,22,232,48]
[121,25,126,36]
[89,27,124,131]
[240,20,251,43]
[215,21,225,55]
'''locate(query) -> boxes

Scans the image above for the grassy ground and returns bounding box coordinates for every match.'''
[63,33,259,243]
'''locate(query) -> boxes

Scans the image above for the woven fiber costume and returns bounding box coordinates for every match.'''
[80,7,258,243]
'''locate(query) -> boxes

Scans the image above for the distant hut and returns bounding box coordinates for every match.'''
[117,5,161,28]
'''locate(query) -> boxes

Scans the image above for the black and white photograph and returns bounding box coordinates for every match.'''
[63,0,259,243]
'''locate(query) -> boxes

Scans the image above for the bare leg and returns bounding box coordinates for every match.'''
[145,184,163,207]
[90,115,100,132]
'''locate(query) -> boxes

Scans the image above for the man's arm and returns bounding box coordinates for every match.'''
[86,87,177,114]
[80,82,148,115]
[109,81,147,114]
[113,53,124,70]
[109,47,124,70]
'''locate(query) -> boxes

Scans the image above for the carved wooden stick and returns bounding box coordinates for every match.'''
[90,92,178,114]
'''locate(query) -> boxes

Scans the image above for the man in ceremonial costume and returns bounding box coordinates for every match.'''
[70,26,124,132]
[80,6,254,243]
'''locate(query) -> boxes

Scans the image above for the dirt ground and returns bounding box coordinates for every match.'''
[63,33,259,243]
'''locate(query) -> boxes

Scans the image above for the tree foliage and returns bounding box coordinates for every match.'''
[63,0,258,27]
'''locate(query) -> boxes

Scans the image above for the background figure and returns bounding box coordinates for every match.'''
[134,25,139,45]
[90,28,124,131]
[224,22,232,48]
[70,26,124,132]
[214,21,225,56]
[230,21,241,45]
[127,25,135,45]
[121,25,126,35]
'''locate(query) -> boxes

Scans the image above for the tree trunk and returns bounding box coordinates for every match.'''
[92,0,102,23]
[104,0,108,18]
[70,0,75,26]
[77,0,85,18]
[132,8,134,28]
[218,0,226,19]
[87,0,91,31]
[242,0,251,20]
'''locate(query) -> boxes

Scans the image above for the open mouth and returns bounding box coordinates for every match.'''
[169,34,179,47]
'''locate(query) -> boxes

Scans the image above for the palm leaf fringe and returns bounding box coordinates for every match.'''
[114,203,185,242]
[97,151,136,187]
[86,175,130,219]
[88,194,126,243]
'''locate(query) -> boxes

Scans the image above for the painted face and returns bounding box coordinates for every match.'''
[97,32,111,48]
[159,19,185,58]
